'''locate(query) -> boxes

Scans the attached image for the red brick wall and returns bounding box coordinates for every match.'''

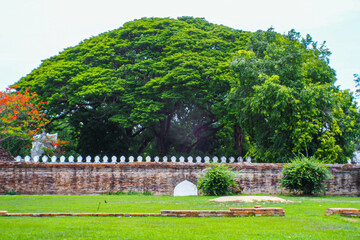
[0,162,359,196]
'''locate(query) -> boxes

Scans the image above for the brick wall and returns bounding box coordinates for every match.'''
[0,162,359,196]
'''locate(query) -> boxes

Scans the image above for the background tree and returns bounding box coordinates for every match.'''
[0,88,49,160]
[228,29,360,163]
[355,74,360,98]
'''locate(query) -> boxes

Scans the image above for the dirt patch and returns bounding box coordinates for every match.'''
[210,196,294,203]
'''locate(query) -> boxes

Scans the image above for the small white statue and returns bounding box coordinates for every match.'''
[31,132,58,160]
[352,150,360,164]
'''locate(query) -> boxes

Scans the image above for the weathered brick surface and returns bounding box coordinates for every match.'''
[0,211,8,216]
[2,207,283,217]
[161,207,285,217]
[3,212,162,217]
[0,147,14,162]
[325,208,360,217]
[0,162,359,196]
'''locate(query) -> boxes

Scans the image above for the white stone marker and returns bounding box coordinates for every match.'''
[173,180,198,196]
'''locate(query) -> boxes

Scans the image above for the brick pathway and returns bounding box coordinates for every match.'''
[0,206,285,217]
[325,208,360,217]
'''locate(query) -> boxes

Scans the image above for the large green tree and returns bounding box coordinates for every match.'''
[16,17,248,156]
[228,29,360,163]
[15,18,359,162]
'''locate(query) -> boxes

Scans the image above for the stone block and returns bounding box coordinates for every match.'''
[325,208,360,217]
[0,211,8,216]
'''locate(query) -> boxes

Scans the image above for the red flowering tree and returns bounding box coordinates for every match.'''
[0,87,49,161]
[37,135,69,158]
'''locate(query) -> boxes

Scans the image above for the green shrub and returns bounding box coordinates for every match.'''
[142,191,153,196]
[105,191,125,195]
[197,164,239,196]
[280,156,331,195]
[4,190,17,195]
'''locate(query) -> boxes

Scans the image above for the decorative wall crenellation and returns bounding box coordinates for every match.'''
[14,155,253,164]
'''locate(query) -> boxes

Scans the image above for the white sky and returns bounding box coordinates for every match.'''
[1,0,359,94]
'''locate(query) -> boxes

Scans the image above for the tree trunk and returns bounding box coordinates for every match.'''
[156,119,169,155]
[0,146,15,161]
[234,124,245,157]
[138,136,154,154]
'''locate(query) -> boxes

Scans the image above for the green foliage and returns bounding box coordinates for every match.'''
[142,191,153,196]
[14,18,359,161]
[0,137,31,157]
[16,17,248,156]
[280,156,331,195]
[104,191,126,195]
[197,164,239,196]
[228,28,360,163]
[4,190,17,195]
[355,73,360,98]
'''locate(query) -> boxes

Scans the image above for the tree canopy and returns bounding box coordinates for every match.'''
[14,17,360,162]
[228,29,360,163]
[16,17,248,157]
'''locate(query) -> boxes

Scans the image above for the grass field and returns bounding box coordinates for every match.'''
[0,194,359,240]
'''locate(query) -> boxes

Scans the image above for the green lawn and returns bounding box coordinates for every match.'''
[0,194,359,240]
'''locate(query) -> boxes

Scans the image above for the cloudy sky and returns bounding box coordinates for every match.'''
[1,0,359,94]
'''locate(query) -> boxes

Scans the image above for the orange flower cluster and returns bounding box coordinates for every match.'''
[0,87,49,142]
[41,137,69,157]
